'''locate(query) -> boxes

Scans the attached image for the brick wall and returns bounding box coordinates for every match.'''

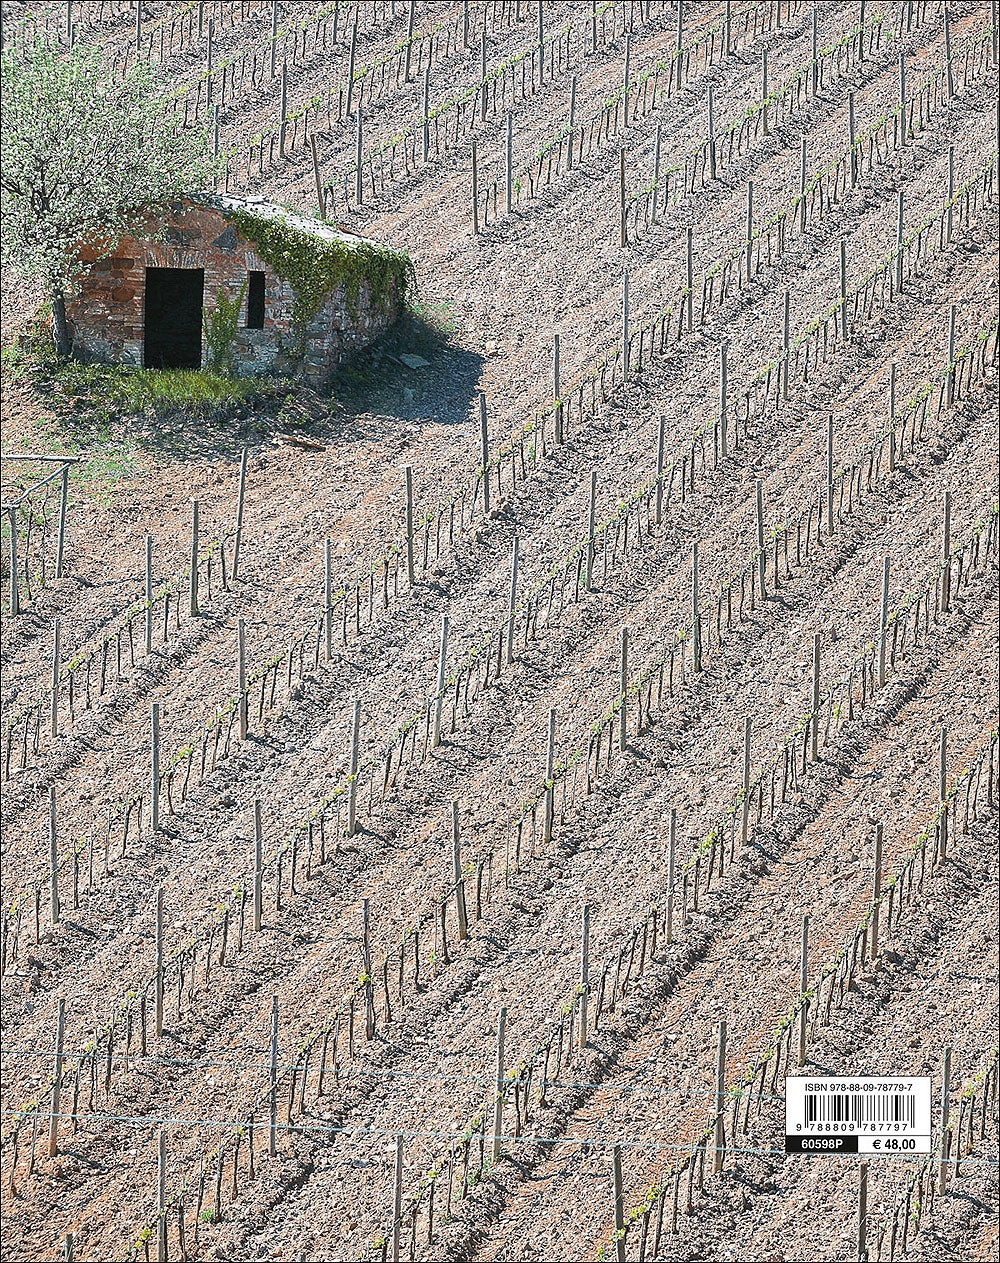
[65,199,400,386]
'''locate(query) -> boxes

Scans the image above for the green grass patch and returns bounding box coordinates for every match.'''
[55,360,285,417]
[4,332,288,421]
[2,333,300,504]
[407,294,458,339]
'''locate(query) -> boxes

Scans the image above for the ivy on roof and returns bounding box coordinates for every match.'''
[225,205,413,352]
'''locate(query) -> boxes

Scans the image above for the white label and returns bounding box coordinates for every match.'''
[785,1076,932,1154]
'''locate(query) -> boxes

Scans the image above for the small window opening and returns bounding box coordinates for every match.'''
[246,271,266,329]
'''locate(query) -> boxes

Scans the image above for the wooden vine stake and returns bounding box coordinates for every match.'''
[686,227,694,332]
[233,444,248,580]
[623,32,631,126]
[713,1018,727,1172]
[616,628,626,747]
[480,26,488,120]
[612,1143,626,1262]
[505,112,513,213]
[311,135,324,217]
[348,698,361,837]
[941,490,952,612]
[355,109,364,204]
[145,535,154,654]
[51,618,61,738]
[345,7,358,112]
[719,342,728,458]
[362,898,374,1039]
[740,717,751,845]
[691,543,701,672]
[405,467,415,586]
[666,808,676,943]
[392,1133,403,1262]
[622,271,630,375]
[492,1006,507,1161]
[157,1128,167,1263]
[888,362,897,470]
[152,885,165,1038]
[938,726,948,863]
[269,0,278,78]
[811,4,818,93]
[798,914,809,1067]
[237,617,247,740]
[938,1046,952,1192]
[324,539,333,661]
[433,615,449,748]
[580,902,591,1049]
[253,799,263,933]
[506,536,519,667]
[756,480,766,601]
[840,239,849,340]
[707,85,716,180]
[619,148,626,248]
[49,787,60,926]
[652,122,662,218]
[553,333,562,443]
[151,701,161,833]
[857,1161,868,1262]
[586,471,597,592]
[189,499,200,617]
[944,1,954,97]
[47,996,66,1157]
[869,822,883,962]
[451,801,468,941]
[269,994,279,1156]
[404,0,416,79]
[811,634,821,762]
[826,418,835,536]
[472,139,480,234]
[422,66,431,161]
[878,558,890,687]
[479,396,490,513]
[544,708,557,844]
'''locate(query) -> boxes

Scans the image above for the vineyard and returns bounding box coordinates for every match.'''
[0,1,998,1261]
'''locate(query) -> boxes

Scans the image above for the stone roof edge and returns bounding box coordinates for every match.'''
[188,191,399,256]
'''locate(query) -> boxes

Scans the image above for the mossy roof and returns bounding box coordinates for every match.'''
[191,192,400,257]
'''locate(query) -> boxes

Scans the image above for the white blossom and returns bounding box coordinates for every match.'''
[1,36,216,354]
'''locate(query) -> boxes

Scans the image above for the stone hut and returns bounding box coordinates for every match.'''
[65,194,409,385]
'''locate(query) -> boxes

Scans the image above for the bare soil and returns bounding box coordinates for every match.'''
[1,3,997,1262]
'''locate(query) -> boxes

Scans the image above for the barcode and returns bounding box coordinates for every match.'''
[805,1093,915,1128]
[786,1077,932,1153]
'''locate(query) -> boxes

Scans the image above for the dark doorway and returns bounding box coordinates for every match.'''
[143,267,204,369]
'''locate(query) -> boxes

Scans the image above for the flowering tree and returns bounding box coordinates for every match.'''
[1,37,215,357]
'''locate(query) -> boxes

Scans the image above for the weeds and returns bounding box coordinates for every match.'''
[55,359,280,417]
[203,282,247,373]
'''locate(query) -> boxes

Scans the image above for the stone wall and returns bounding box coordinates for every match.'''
[65,199,400,386]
